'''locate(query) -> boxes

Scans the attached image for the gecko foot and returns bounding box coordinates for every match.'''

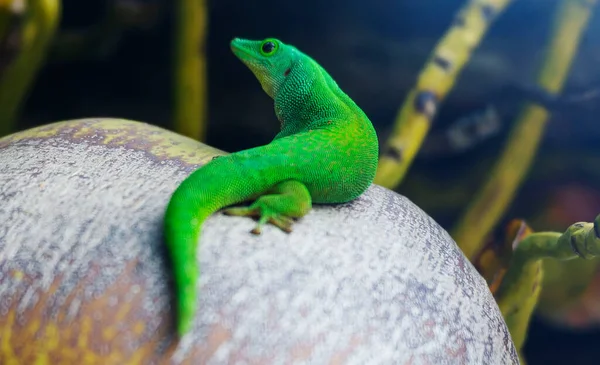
[222,180,310,235]
[223,206,294,234]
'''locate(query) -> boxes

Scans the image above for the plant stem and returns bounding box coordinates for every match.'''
[374,0,514,189]
[451,0,598,260]
[0,0,61,137]
[173,0,208,141]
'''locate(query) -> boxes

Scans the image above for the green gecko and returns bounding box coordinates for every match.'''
[163,37,379,335]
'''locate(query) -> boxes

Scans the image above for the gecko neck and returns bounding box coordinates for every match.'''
[273,59,350,136]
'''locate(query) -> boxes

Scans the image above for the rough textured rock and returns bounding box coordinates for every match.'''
[0,119,519,364]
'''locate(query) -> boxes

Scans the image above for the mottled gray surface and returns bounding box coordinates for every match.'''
[0,119,519,364]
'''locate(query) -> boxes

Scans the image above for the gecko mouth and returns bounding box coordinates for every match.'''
[230,39,254,61]
[230,38,272,70]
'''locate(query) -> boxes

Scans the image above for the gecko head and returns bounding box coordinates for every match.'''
[230,37,296,98]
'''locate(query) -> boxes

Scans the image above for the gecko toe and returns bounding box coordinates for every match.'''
[223,207,259,217]
[269,216,294,233]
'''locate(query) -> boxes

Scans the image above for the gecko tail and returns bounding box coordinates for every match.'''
[163,154,273,336]
[164,199,211,337]
[164,182,226,337]
[168,232,200,336]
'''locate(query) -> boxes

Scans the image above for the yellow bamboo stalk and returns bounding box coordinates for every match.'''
[173,0,207,141]
[452,0,598,260]
[0,0,60,137]
[374,0,514,189]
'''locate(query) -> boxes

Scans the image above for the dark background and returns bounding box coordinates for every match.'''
[14,0,600,363]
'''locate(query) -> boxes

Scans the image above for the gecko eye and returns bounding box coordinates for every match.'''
[260,39,279,56]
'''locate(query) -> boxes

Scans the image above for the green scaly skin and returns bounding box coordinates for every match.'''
[164,38,379,335]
